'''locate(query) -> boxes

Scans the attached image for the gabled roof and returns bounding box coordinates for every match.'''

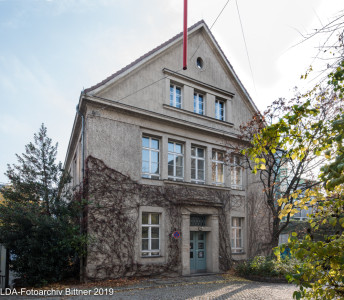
[84,20,259,114]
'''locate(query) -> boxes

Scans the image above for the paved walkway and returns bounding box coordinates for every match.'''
[2,274,297,299]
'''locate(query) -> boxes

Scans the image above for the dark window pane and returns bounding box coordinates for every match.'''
[198,233,204,240]
[190,252,193,258]
[198,159,204,171]
[151,213,159,224]
[142,239,148,250]
[142,213,149,224]
[198,242,204,249]
[151,227,159,238]
[151,239,159,250]
[197,148,204,158]
[191,168,196,179]
[191,147,196,156]
[142,227,148,238]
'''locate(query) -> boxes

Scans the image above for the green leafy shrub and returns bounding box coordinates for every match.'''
[236,255,300,279]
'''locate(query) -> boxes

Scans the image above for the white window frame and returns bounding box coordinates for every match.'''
[191,146,205,184]
[141,212,160,257]
[170,84,182,108]
[231,217,244,253]
[215,99,225,121]
[168,141,184,181]
[231,156,243,190]
[193,92,204,115]
[142,136,160,179]
[212,150,224,186]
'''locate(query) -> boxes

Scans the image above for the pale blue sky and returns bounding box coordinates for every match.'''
[0,0,343,183]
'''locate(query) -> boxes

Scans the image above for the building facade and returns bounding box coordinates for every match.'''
[64,20,271,280]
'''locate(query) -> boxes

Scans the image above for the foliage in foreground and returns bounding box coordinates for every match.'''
[0,124,86,286]
[273,58,344,299]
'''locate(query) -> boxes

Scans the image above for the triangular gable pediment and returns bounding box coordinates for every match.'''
[84,20,259,115]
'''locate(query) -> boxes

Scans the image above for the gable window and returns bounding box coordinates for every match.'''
[142,136,160,179]
[170,84,182,108]
[231,217,244,253]
[191,146,205,184]
[231,156,243,189]
[215,99,225,121]
[168,141,184,181]
[142,212,160,256]
[193,93,204,115]
[212,150,224,185]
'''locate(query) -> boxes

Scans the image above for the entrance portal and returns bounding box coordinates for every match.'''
[190,231,206,273]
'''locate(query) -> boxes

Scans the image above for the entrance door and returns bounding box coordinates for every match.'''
[190,231,206,273]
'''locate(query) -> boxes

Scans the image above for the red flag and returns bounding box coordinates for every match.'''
[183,0,188,70]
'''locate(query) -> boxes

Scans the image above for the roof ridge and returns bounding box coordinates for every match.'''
[84,20,206,94]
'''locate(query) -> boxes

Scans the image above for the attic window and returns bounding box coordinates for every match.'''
[196,57,204,69]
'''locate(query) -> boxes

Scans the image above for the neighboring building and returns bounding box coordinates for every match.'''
[64,20,270,280]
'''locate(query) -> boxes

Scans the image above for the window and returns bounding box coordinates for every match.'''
[215,99,225,121]
[196,57,204,69]
[170,84,182,108]
[142,136,160,179]
[142,212,160,256]
[231,217,243,253]
[212,150,224,185]
[194,93,204,115]
[168,141,184,181]
[191,146,205,184]
[230,156,243,189]
[190,215,207,226]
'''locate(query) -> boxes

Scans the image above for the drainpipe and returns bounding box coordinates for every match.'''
[76,100,85,180]
[76,93,86,282]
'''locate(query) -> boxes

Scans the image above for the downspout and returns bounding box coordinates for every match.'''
[76,93,85,282]
[76,97,85,180]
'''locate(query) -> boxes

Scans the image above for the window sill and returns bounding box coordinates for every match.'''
[163,180,230,191]
[232,252,245,255]
[141,255,163,258]
[163,105,234,127]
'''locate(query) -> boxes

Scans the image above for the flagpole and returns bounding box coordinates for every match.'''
[183,0,188,70]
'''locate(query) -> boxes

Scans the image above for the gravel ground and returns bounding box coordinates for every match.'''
[1,274,297,300]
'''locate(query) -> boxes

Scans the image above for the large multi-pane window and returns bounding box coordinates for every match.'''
[230,156,243,189]
[215,99,225,121]
[142,137,160,179]
[170,85,182,108]
[168,142,184,181]
[231,217,243,253]
[212,150,224,185]
[191,146,205,184]
[194,93,204,115]
[142,212,160,256]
